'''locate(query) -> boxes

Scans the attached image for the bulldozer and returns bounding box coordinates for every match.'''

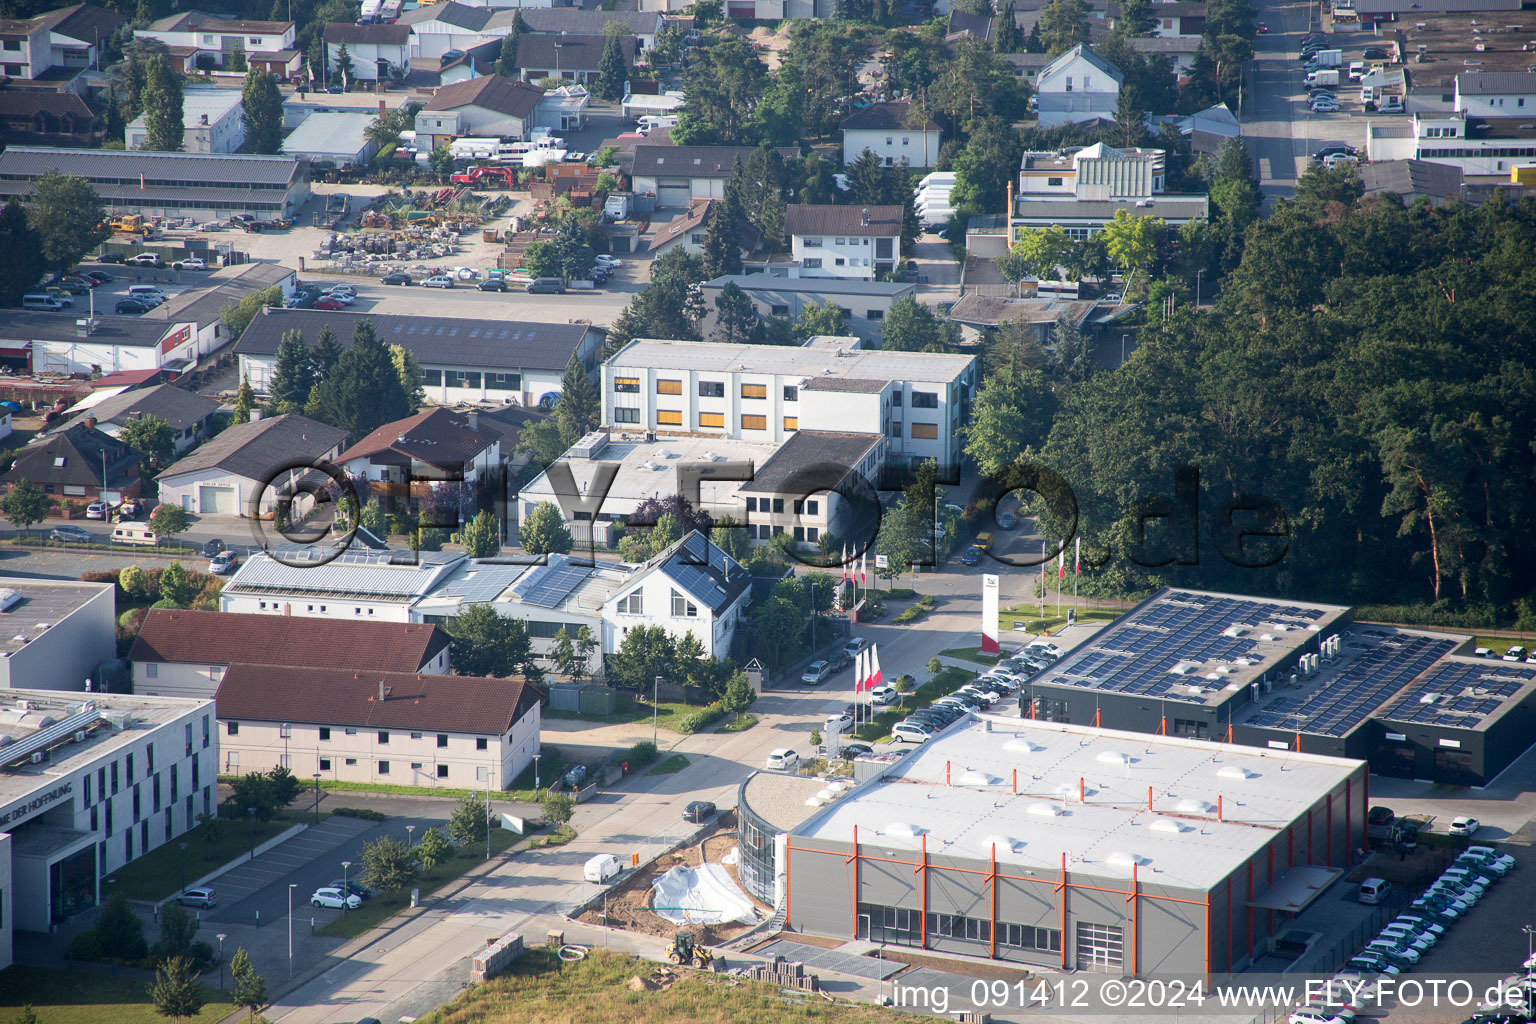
[665,930,714,969]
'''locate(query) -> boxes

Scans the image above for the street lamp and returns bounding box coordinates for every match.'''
[341,860,352,913]
[216,933,227,989]
[532,753,540,793]
[1196,268,1205,308]
[246,807,257,860]
[178,842,189,895]
[653,675,662,747]
[287,883,296,978]
[312,772,321,824]
[406,824,415,848]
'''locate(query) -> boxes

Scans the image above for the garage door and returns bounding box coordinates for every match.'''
[199,485,236,515]
[658,180,692,208]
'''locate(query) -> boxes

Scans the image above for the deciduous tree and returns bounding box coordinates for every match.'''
[229,948,267,1015]
[360,835,418,893]
[27,171,106,274]
[446,604,532,677]
[0,201,44,309]
[240,67,283,154]
[2,480,49,534]
[148,956,204,1022]
[520,501,573,555]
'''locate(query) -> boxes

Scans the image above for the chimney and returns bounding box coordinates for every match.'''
[84,415,97,429]
[250,409,262,421]
[200,113,209,125]
[378,680,391,701]
[466,410,478,432]
[378,100,386,117]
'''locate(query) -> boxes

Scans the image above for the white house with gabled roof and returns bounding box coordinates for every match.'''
[1035,43,1123,127]
[601,531,752,659]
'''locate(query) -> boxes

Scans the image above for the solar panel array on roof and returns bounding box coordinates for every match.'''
[431,562,526,604]
[1244,633,1458,736]
[512,558,591,609]
[1375,660,1536,729]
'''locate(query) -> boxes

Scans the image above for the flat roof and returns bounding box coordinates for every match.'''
[1367,654,1536,732]
[0,310,177,348]
[0,690,211,807]
[612,338,975,385]
[520,433,778,516]
[127,87,242,129]
[414,552,631,614]
[1034,588,1352,711]
[790,716,1364,891]
[281,110,374,158]
[0,580,111,656]
[738,429,881,494]
[221,550,467,601]
[701,274,917,297]
[0,146,300,185]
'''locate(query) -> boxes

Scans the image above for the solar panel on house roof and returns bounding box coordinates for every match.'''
[512,559,591,608]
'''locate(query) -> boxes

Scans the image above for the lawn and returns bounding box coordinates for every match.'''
[420,947,913,1024]
[0,966,235,1024]
[940,647,1001,666]
[542,695,697,733]
[853,666,976,744]
[104,811,317,902]
[997,605,1121,636]
[892,594,937,624]
[1474,638,1532,656]
[317,826,523,940]
[717,713,757,733]
[647,754,689,775]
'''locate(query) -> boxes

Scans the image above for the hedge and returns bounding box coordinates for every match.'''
[332,806,387,822]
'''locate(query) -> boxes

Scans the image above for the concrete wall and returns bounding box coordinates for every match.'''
[219,592,417,621]
[0,583,116,692]
[0,832,11,969]
[135,661,226,701]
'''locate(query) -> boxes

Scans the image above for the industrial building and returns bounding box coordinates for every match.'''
[1019,588,1536,786]
[0,579,116,692]
[0,689,217,970]
[739,716,1367,974]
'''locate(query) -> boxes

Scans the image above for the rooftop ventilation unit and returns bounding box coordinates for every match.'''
[1028,802,1065,817]
[0,589,21,613]
[1177,798,1215,814]
[959,769,1000,786]
[1107,850,1150,868]
[1096,750,1130,765]
[1170,662,1203,675]
[982,834,1023,852]
[884,822,925,838]
[1150,818,1192,834]
[1218,765,1258,781]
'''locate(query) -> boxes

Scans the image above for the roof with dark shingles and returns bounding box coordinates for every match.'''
[156,412,346,482]
[336,407,497,470]
[517,8,659,33]
[616,530,750,615]
[59,383,220,434]
[0,424,142,489]
[785,204,903,237]
[322,21,408,44]
[737,430,882,495]
[131,609,449,671]
[215,665,540,734]
[423,74,544,118]
[397,1,493,29]
[513,33,634,72]
[233,308,591,373]
[841,102,940,132]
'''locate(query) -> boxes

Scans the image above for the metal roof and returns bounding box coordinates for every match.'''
[281,111,374,159]
[221,550,467,601]
[701,275,916,297]
[611,338,975,383]
[1455,71,1536,96]
[0,309,177,348]
[0,146,301,186]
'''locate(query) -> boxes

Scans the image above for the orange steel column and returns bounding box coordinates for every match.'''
[989,843,998,960]
[1056,851,1068,970]
[1124,862,1139,976]
[914,832,929,950]
[846,825,860,936]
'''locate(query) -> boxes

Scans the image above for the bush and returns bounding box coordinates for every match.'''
[67,929,104,961]
[624,740,659,767]
[332,806,387,822]
[894,675,914,693]
[676,703,726,734]
[927,657,942,674]
[1354,603,1505,630]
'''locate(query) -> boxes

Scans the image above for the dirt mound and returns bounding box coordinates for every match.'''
[627,975,658,992]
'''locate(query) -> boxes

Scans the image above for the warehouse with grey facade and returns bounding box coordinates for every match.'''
[739,716,1366,975]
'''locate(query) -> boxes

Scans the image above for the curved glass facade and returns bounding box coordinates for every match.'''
[736,776,783,906]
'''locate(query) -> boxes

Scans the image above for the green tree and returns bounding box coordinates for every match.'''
[118,415,175,470]
[148,956,204,1023]
[720,670,755,714]
[360,835,418,893]
[847,148,886,206]
[447,792,489,846]
[0,201,45,309]
[430,143,454,176]
[141,55,184,152]
[962,367,1058,477]
[446,604,532,677]
[711,282,759,344]
[11,1006,39,1024]
[1100,208,1163,275]
[240,67,283,154]
[119,565,149,599]
[794,299,848,338]
[541,792,574,826]
[310,324,342,379]
[555,360,599,442]
[27,171,106,275]
[267,330,313,413]
[673,36,765,145]
[594,32,628,101]
[460,509,500,558]
[881,296,955,352]
[157,562,191,604]
[220,286,282,340]
[1039,0,1092,55]
[995,1,1024,51]
[414,826,452,870]
[233,375,255,423]
[606,623,677,689]
[950,117,1024,216]
[148,505,191,545]
[2,480,50,535]
[310,320,414,439]
[494,31,519,77]
[96,892,149,960]
[1206,137,1262,268]
[750,596,804,670]
[550,627,578,678]
[155,904,199,960]
[333,42,354,85]
[520,501,573,555]
[998,226,1072,282]
[229,948,267,1015]
[701,182,746,278]
[710,515,751,563]
[390,344,426,410]
[514,419,570,468]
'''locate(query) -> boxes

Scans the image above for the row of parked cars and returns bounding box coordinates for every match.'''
[889,641,1063,743]
[1313,846,1519,1021]
[176,878,371,912]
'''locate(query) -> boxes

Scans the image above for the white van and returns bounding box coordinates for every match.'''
[112,524,158,546]
[637,115,678,134]
[1358,877,1390,904]
[22,294,68,311]
[583,853,620,883]
[128,285,168,302]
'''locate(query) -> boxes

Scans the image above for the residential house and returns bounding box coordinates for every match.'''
[130,609,451,699]
[323,22,410,81]
[840,102,942,168]
[1003,52,1053,86]
[785,204,903,280]
[1034,43,1123,127]
[0,3,124,92]
[135,13,300,75]
[219,550,469,620]
[1359,159,1465,206]
[155,413,348,517]
[0,424,145,502]
[143,262,298,359]
[0,147,310,222]
[649,201,761,258]
[214,666,542,790]
[602,531,752,659]
[1367,112,1536,175]
[698,274,916,343]
[335,407,502,500]
[0,89,103,145]
[519,8,660,48]
[1012,142,1209,240]
[1454,72,1536,118]
[56,383,221,454]
[233,308,603,409]
[414,75,545,150]
[514,33,636,88]
[1129,35,1202,74]
[126,86,245,154]
[1108,0,1205,36]
[632,144,797,208]
[536,83,589,132]
[0,308,199,376]
[945,292,1137,346]
[735,429,885,549]
[599,337,977,472]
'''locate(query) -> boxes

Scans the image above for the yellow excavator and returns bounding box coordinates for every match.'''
[665,930,713,969]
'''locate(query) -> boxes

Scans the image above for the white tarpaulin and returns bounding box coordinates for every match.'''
[650,863,759,926]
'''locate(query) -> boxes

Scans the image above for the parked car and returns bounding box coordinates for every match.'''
[868,684,898,706]
[422,275,455,288]
[382,272,413,286]
[322,291,354,305]
[311,887,362,910]
[1288,1009,1348,1024]
[842,637,871,664]
[1378,922,1435,948]
[96,251,126,264]
[209,550,239,575]
[960,546,982,566]
[1464,845,1516,871]
[682,800,716,823]
[765,748,799,771]
[594,255,621,269]
[801,659,833,685]
[327,284,356,297]
[174,258,207,271]
[127,252,161,266]
[177,887,217,908]
[313,297,345,310]
[84,501,107,520]
[527,277,566,294]
[891,721,935,743]
[1362,46,1389,60]
[1449,815,1480,837]
[1025,641,1062,658]
[1503,646,1528,661]
[840,743,873,758]
[50,525,93,543]
[201,538,226,557]
[1314,144,1356,161]
[478,278,508,291]
[56,277,92,293]
[323,879,369,901]
[84,270,113,284]
[115,299,152,314]
[1392,913,1446,937]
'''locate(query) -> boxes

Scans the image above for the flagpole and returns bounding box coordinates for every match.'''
[1038,540,1046,624]
[1057,548,1063,619]
[1074,537,1081,612]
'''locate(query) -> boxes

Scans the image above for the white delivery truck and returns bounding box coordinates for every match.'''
[1307,69,1341,86]
[1308,48,1343,67]
[584,853,621,883]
